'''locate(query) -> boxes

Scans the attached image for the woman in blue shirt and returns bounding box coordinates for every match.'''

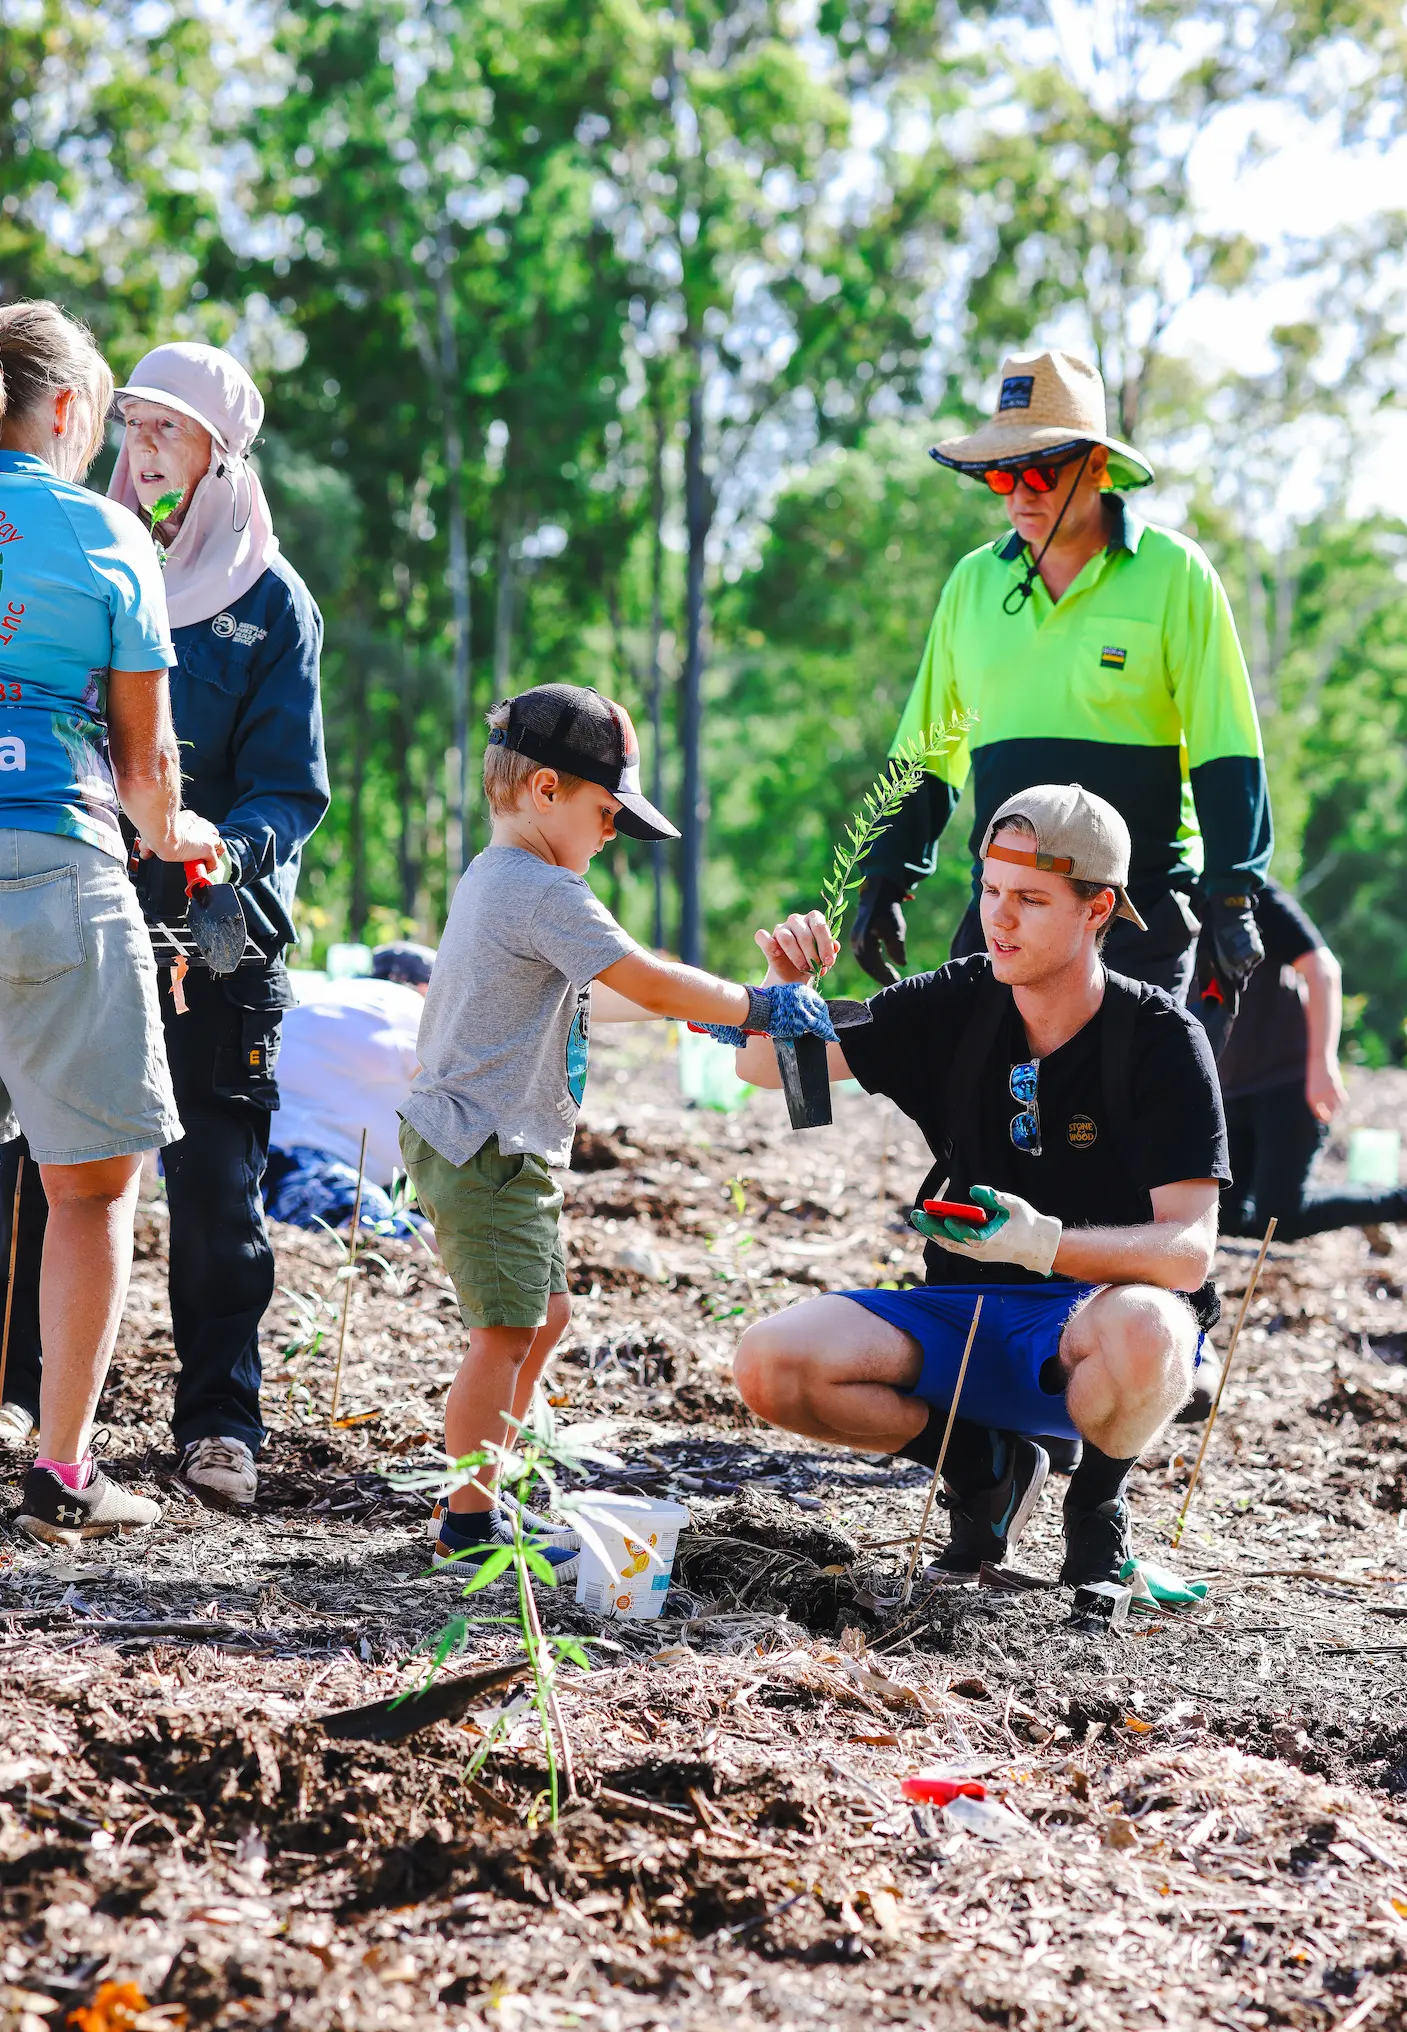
[0,299,222,1546]
[0,343,329,1512]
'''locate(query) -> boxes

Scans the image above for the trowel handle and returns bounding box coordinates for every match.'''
[184,860,211,900]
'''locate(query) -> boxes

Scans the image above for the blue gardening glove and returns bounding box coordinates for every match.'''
[700,980,840,1048]
[912,1184,1062,1276]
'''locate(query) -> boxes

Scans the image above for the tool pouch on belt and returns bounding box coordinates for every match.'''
[212,966,292,1109]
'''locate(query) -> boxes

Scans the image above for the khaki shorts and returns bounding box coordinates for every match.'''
[399,1121,567,1330]
[0,828,182,1165]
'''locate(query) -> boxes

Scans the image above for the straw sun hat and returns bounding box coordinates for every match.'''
[930,349,1154,491]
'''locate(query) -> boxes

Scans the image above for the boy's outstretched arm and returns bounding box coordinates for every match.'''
[596,914,846,1087]
[734,912,853,1089]
[596,951,753,1029]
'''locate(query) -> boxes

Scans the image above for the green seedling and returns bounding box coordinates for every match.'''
[148,488,185,569]
[279,1282,336,1367]
[391,1414,639,1825]
[815,718,966,970]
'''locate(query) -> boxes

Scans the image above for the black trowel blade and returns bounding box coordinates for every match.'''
[188,883,247,975]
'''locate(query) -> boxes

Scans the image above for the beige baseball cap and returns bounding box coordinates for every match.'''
[930,349,1154,491]
[980,783,1147,930]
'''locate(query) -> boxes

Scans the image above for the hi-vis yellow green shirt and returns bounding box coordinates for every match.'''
[878,501,1271,908]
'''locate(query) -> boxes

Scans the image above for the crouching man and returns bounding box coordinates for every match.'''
[733,784,1229,1586]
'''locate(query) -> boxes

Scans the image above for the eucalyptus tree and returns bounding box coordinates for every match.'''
[0,0,223,349]
[218,0,640,914]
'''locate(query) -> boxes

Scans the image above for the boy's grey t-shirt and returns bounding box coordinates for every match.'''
[404,845,638,1168]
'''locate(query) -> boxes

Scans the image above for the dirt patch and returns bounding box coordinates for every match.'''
[5,1038,1407,2027]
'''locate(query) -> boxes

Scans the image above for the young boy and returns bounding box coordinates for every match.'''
[399,683,838,1572]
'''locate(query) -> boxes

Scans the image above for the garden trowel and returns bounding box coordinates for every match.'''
[184,861,247,976]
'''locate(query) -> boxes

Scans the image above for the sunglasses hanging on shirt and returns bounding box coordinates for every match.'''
[1009,1057,1042,1156]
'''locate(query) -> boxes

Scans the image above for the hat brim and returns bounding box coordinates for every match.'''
[930,421,1154,490]
[114,384,231,452]
[613,792,679,844]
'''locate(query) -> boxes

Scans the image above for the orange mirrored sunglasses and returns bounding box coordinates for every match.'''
[981,449,1088,495]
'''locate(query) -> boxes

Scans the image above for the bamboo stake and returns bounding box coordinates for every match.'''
[0,1153,23,1407]
[329,1127,369,1427]
[900,1293,982,1606]
[1170,1217,1276,1550]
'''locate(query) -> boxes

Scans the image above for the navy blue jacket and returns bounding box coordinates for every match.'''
[170,556,330,959]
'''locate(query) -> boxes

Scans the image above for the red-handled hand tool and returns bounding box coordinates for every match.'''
[922,1197,990,1224]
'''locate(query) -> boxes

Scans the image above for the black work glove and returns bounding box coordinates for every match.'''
[1207,892,1264,994]
[132,855,191,924]
[851,875,909,986]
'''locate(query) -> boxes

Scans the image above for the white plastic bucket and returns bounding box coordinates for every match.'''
[573,1495,690,1620]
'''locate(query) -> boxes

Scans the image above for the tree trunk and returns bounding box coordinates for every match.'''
[347,642,370,941]
[647,387,668,951]
[397,645,418,920]
[679,359,710,966]
[493,497,516,698]
[434,241,473,877]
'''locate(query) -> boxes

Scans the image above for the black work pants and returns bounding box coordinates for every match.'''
[0,966,281,1452]
[951,887,1199,1003]
[1221,1078,1407,1241]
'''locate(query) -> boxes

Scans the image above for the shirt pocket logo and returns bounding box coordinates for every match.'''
[1067,1114,1098,1148]
[1100,644,1127,670]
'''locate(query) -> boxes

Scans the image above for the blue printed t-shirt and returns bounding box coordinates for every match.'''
[0,449,175,858]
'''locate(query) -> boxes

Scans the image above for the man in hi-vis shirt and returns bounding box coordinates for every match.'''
[851,349,1270,1009]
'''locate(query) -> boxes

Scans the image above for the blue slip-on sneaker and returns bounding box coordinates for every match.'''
[432,1504,580,1583]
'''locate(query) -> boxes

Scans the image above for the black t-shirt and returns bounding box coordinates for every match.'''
[1216,881,1321,1101]
[842,955,1230,1289]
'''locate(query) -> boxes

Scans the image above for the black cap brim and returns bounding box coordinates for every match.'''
[612,792,679,844]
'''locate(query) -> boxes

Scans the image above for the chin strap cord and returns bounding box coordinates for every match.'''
[1001,446,1095,615]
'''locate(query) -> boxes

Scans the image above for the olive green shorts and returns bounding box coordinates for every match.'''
[399,1122,567,1330]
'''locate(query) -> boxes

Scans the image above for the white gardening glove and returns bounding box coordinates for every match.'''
[926,1183,1062,1277]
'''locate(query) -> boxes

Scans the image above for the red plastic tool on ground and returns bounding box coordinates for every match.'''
[921,1198,990,1224]
[901,1774,987,1805]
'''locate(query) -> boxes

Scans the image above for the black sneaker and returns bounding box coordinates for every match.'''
[933,1437,1049,1574]
[17,1465,161,1547]
[1059,1495,1132,1587]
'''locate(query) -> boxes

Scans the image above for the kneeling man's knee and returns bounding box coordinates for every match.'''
[735,1316,792,1421]
[1109,1288,1194,1403]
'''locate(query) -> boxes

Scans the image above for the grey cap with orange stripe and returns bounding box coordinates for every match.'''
[980,782,1147,930]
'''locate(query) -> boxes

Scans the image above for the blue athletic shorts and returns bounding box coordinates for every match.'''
[844,1281,1099,1440]
[846,1282,1205,1441]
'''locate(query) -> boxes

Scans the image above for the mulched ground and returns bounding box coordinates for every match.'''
[4,1026,1407,2031]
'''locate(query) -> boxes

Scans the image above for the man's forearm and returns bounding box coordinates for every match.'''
[116,740,186,856]
[1299,949,1342,1065]
[1053,1220,1213,1291]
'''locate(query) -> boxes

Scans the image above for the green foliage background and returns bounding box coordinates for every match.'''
[3,0,1407,1049]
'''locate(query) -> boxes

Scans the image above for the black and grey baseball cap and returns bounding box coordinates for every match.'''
[488,684,678,843]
